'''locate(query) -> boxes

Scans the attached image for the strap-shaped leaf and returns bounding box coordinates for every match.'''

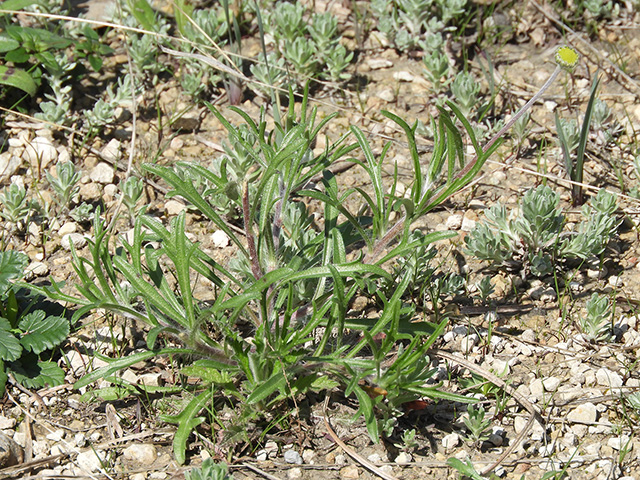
[160,389,214,465]
[19,311,69,354]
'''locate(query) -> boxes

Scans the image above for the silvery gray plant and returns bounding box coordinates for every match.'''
[465,185,620,277]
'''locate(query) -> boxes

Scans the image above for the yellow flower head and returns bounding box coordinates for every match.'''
[555,46,579,71]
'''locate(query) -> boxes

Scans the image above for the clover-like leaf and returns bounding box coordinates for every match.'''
[0,250,29,295]
[19,311,69,354]
[0,318,22,362]
[9,358,65,389]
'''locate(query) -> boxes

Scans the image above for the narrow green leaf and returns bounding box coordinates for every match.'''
[0,0,42,10]
[160,389,214,465]
[247,371,287,404]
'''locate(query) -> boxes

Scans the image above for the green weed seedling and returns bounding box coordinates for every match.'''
[451,71,480,118]
[0,183,31,227]
[36,82,493,463]
[579,292,613,342]
[447,457,487,480]
[185,459,233,480]
[46,161,81,213]
[465,185,619,278]
[0,250,68,394]
[462,404,492,446]
[261,1,352,87]
[33,48,580,466]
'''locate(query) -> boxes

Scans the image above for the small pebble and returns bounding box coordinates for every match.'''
[367,58,393,70]
[567,402,598,424]
[61,233,87,250]
[442,432,459,449]
[211,230,230,248]
[90,163,115,184]
[395,452,412,464]
[287,467,303,479]
[284,449,303,465]
[340,465,359,479]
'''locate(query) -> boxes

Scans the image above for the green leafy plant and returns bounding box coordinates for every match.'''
[0,183,32,227]
[0,250,68,394]
[46,161,81,212]
[579,292,612,342]
[451,71,480,118]
[447,457,486,480]
[462,404,492,445]
[465,185,619,277]
[185,459,233,480]
[35,60,568,463]
[0,1,113,116]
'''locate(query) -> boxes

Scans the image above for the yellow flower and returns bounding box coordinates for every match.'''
[555,46,579,71]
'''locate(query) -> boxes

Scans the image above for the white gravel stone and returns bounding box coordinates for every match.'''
[76,449,106,473]
[138,373,162,386]
[377,88,395,102]
[529,378,544,397]
[287,467,303,479]
[367,453,381,463]
[393,71,415,82]
[301,449,315,464]
[0,416,15,430]
[459,334,478,353]
[284,449,302,464]
[165,199,186,216]
[367,58,393,69]
[74,433,86,448]
[58,221,78,236]
[256,450,267,461]
[595,368,623,388]
[211,230,230,248]
[340,465,359,479]
[442,432,459,449]
[608,275,623,287]
[521,329,536,343]
[24,261,49,280]
[46,429,65,442]
[123,444,157,465]
[101,139,121,162]
[90,163,115,184]
[445,214,463,230]
[61,233,87,250]
[23,137,57,169]
[567,402,597,424]
[394,452,412,464]
[0,152,22,181]
[460,216,476,231]
[607,435,631,451]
